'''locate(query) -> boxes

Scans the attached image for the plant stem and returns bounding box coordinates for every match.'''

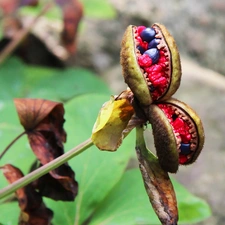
[0,131,26,160]
[0,138,93,200]
[136,126,146,151]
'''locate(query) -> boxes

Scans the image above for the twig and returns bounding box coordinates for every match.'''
[0,3,53,65]
[0,138,93,200]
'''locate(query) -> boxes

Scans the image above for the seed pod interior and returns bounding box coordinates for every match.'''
[161,98,205,165]
[135,24,182,101]
[121,23,182,106]
[151,99,204,169]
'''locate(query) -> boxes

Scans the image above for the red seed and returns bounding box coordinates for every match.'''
[152,76,167,86]
[137,26,146,35]
[172,118,184,129]
[138,55,152,67]
[147,72,162,81]
[180,133,191,143]
[179,155,188,164]
[146,64,163,73]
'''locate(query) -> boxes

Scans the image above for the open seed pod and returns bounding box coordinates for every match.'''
[120,23,181,106]
[149,98,204,173]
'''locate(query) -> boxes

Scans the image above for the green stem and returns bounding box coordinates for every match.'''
[0,138,93,200]
[135,126,157,160]
[136,126,146,151]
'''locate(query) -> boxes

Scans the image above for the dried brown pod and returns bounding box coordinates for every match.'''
[120,24,181,106]
[149,98,204,173]
[136,126,178,225]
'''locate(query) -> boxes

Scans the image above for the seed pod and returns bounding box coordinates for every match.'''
[120,24,181,106]
[149,98,204,173]
[136,126,178,225]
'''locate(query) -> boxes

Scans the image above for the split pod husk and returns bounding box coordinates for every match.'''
[120,23,181,106]
[149,98,204,173]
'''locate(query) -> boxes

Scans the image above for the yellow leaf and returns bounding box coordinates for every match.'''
[92,96,134,151]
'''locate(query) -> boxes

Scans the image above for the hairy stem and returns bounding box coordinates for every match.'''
[0,138,93,200]
[0,131,26,160]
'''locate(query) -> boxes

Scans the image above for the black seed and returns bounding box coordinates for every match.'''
[172,113,178,121]
[143,48,159,64]
[180,143,191,155]
[148,38,160,49]
[140,28,156,42]
[137,45,145,54]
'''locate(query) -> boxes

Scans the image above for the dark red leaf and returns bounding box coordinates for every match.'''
[32,163,77,201]
[2,164,53,225]
[14,98,65,132]
[56,0,83,54]
[14,98,78,201]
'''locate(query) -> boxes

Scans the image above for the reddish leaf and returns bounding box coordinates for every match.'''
[2,164,53,225]
[0,0,18,15]
[0,0,38,15]
[14,98,78,201]
[32,163,77,201]
[14,98,65,132]
[56,0,83,54]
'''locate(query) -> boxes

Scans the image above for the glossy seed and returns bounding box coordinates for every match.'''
[180,143,191,155]
[137,45,145,54]
[144,48,159,64]
[148,38,160,49]
[140,27,156,42]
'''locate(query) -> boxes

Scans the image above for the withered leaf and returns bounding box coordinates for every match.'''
[14,98,66,133]
[56,0,83,54]
[14,98,78,201]
[92,92,134,151]
[31,161,77,201]
[0,0,38,16]
[136,127,178,225]
[2,164,53,225]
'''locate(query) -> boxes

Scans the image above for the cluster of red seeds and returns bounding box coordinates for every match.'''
[157,104,192,164]
[135,26,169,100]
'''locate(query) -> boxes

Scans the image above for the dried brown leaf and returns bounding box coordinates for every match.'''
[14,98,65,132]
[2,164,53,225]
[14,98,78,201]
[56,0,83,54]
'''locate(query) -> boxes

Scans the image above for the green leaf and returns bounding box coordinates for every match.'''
[0,57,55,100]
[0,57,110,101]
[0,202,19,225]
[0,58,26,100]
[45,93,135,225]
[28,68,110,101]
[80,0,116,19]
[89,169,211,225]
[175,178,212,224]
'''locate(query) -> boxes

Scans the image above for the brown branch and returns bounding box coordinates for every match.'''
[0,3,53,65]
